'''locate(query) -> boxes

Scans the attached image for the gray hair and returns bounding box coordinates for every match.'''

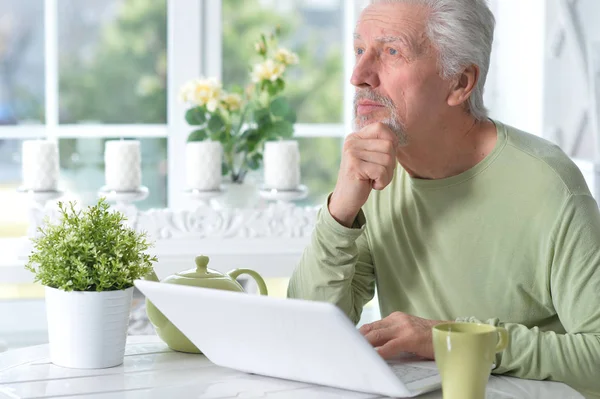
[369,0,495,121]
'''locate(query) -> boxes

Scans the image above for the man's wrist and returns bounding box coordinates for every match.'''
[328,194,360,228]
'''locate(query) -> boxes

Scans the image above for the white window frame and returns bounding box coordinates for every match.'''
[0,0,357,288]
[0,0,354,211]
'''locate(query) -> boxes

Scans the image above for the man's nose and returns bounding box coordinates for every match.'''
[350,50,380,89]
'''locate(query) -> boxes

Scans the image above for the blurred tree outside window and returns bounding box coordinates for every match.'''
[57,0,168,210]
[0,0,45,125]
[58,0,167,124]
[0,1,45,238]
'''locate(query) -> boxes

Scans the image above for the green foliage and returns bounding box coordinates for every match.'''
[181,26,301,184]
[222,0,343,124]
[25,198,157,292]
[208,113,226,134]
[187,129,208,142]
[218,0,343,197]
[269,97,290,118]
[185,107,207,126]
[59,0,167,124]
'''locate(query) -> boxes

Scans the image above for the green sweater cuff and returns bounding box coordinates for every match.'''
[318,194,367,238]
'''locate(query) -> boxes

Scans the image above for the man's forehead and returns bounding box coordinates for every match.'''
[355,2,428,37]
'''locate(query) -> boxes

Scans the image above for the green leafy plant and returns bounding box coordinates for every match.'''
[25,198,157,292]
[180,26,299,184]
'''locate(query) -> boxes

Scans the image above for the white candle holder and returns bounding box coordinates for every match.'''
[184,186,226,202]
[16,187,65,239]
[98,186,149,206]
[258,184,308,202]
[17,187,64,205]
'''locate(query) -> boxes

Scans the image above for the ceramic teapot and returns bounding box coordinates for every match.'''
[144,255,268,353]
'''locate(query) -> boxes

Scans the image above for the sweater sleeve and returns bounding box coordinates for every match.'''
[458,194,600,398]
[287,199,376,324]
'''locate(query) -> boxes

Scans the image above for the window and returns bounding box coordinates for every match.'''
[0,0,169,240]
[0,0,351,238]
[222,0,344,124]
[0,0,45,124]
[221,0,347,205]
[0,1,45,238]
[58,0,167,124]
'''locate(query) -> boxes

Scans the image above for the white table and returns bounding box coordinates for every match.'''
[0,336,583,399]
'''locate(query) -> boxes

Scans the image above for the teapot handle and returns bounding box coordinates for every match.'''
[227,269,268,296]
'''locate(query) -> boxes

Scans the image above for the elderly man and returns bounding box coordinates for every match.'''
[287,0,600,397]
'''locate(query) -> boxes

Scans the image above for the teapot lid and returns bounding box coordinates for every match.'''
[176,256,224,279]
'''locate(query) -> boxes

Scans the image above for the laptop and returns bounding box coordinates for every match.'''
[134,280,441,398]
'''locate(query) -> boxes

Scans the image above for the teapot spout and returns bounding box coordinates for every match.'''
[144,268,160,282]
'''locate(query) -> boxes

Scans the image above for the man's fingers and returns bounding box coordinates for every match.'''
[346,138,396,155]
[364,326,398,348]
[349,149,394,168]
[359,318,392,335]
[356,122,399,147]
[356,161,390,190]
[376,338,405,360]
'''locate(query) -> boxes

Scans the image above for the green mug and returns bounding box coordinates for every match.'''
[433,322,509,399]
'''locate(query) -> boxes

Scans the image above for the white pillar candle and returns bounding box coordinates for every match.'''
[186,141,222,191]
[104,140,141,191]
[263,140,301,190]
[21,140,59,191]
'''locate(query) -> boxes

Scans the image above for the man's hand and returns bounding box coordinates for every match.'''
[359,312,447,360]
[329,122,398,227]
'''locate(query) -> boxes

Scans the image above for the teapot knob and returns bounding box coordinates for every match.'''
[195,256,210,272]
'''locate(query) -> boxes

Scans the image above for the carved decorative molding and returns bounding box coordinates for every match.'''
[29,202,320,241]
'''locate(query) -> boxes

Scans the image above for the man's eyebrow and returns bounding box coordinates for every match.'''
[353,33,424,56]
[376,35,404,42]
[376,34,422,55]
[375,35,412,48]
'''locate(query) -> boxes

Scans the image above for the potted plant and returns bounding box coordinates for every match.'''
[179,26,299,194]
[25,198,157,369]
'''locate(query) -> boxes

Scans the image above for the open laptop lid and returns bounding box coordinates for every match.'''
[134,280,417,397]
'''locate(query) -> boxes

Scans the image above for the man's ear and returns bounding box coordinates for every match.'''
[447,64,480,107]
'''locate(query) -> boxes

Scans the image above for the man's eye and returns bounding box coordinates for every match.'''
[388,48,398,56]
[356,48,365,55]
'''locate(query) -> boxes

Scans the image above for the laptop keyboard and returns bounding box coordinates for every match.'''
[389,364,439,384]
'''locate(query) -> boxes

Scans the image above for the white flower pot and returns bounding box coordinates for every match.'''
[45,286,134,369]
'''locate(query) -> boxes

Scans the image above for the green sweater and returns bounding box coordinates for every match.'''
[288,120,600,398]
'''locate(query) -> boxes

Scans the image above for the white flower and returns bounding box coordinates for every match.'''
[178,80,195,103]
[254,41,266,55]
[274,48,299,65]
[206,99,219,113]
[251,59,285,83]
[179,77,222,109]
[221,93,242,112]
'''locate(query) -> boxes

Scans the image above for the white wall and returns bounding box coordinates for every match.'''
[487,0,546,137]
